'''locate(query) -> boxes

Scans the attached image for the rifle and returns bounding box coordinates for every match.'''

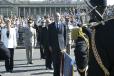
[84,0,103,22]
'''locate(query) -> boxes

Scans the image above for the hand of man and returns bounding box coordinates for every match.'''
[61,49,66,53]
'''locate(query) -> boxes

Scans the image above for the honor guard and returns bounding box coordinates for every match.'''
[84,0,114,76]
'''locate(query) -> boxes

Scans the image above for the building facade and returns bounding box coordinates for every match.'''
[0,0,86,17]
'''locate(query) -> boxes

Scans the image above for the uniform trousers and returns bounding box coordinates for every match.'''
[26,45,33,63]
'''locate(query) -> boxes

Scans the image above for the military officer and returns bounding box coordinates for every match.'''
[73,23,91,76]
[23,17,36,64]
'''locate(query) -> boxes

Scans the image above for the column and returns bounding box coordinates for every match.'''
[1,8,2,15]
[18,8,20,17]
[45,7,46,15]
[24,7,25,18]
[55,7,56,13]
[27,8,29,17]
[6,8,8,17]
[50,7,51,16]
[34,8,36,16]
[60,8,61,14]
[39,7,41,16]
[36,8,38,15]
[0,8,1,14]
[29,7,31,16]
[14,6,18,17]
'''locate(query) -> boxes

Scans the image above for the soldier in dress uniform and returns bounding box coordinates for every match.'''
[86,0,114,76]
[23,17,36,64]
[73,23,91,76]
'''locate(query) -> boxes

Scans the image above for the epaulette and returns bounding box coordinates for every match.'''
[71,27,89,48]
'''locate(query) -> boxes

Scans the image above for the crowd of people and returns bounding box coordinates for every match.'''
[0,0,114,76]
[0,10,84,75]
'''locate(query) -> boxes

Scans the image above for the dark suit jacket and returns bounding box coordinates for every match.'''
[37,26,43,44]
[41,27,49,48]
[48,22,66,53]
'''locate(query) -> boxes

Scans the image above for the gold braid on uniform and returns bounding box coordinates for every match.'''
[91,29,110,76]
[71,27,89,48]
[71,27,89,72]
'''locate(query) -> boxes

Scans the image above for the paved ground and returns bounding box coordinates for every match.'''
[0,48,80,76]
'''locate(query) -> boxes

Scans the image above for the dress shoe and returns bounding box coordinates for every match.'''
[27,62,33,64]
[29,62,33,64]
[9,70,13,73]
[6,69,13,73]
[46,67,53,70]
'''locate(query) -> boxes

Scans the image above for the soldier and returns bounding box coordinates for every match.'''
[86,0,114,76]
[23,17,36,64]
[73,23,91,76]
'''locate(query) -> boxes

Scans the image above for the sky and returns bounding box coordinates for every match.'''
[107,0,114,5]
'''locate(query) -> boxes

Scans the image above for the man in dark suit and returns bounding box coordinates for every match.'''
[41,17,52,69]
[37,23,45,59]
[48,12,66,76]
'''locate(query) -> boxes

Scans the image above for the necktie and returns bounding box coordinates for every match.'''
[56,23,59,29]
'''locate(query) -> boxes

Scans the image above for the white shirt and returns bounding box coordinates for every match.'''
[1,27,17,48]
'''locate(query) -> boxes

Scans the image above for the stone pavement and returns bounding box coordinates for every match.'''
[0,48,80,76]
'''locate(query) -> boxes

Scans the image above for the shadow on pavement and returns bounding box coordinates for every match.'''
[12,68,46,73]
[31,71,53,75]
[14,64,45,68]
[0,58,42,66]
[0,71,6,73]
[14,58,41,61]
[0,63,27,67]
[0,66,46,73]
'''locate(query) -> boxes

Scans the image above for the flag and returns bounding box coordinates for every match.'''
[63,52,75,76]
